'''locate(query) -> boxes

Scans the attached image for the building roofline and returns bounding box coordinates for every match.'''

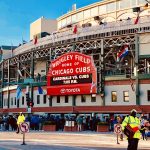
[57,0,115,21]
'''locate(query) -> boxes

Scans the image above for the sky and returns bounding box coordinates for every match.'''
[0,0,100,46]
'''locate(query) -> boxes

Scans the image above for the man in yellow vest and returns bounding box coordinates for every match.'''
[16,112,25,134]
[122,109,141,150]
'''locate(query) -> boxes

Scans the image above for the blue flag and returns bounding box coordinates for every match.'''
[38,86,43,94]
[16,85,22,100]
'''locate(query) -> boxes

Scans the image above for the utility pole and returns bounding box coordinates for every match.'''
[135,34,140,105]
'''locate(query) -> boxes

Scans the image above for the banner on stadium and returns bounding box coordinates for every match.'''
[47,52,97,95]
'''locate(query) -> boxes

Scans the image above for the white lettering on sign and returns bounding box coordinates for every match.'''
[75,67,91,73]
[51,54,91,68]
[52,55,74,68]
[51,67,91,76]
[60,88,80,94]
[79,74,89,79]
[52,68,74,75]
[75,55,91,64]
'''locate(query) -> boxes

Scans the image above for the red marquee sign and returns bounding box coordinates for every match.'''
[47,52,97,95]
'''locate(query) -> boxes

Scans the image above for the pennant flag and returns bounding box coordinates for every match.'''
[90,81,96,93]
[38,86,43,94]
[134,14,140,24]
[117,45,129,60]
[134,3,148,25]
[73,25,77,34]
[130,78,135,92]
[16,85,22,100]
[34,36,37,45]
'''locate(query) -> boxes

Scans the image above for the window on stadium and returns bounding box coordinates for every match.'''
[81,95,86,103]
[111,91,117,102]
[91,95,96,102]
[57,96,60,103]
[123,91,129,102]
[147,90,150,101]
[4,99,6,106]
[37,95,40,104]
[43,95,47,104]
[11,98,13,106]
[65,96,69,103]
[22,96,24,105]
[15,98,16,105]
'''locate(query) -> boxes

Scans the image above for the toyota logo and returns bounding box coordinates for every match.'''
[60,88,66,93]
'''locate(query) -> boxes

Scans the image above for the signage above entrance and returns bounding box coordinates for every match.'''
[47,52,97,95]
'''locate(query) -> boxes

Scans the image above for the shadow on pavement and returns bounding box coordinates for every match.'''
[0,140,127,150]
[0,141,148,150]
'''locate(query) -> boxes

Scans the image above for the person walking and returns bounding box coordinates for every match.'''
[76,116,83,132]
[140,125,147,140]
[117,115,123,141]
[122,109,141,150]
[16,112,25,134]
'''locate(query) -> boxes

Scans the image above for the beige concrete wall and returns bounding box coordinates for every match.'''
[105,85,136,105]
[30,17,57,40]
[30,18,42,40]
[140,84,150,105]
[18,93,27,108]
[41,19,57,34]
[52,96,72,107]
[6,83,150,109]
[33,93,48,107]
[51,95,103,107]
[76,95,103,106]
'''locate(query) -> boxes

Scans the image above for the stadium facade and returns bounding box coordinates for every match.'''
[0,0,150,118]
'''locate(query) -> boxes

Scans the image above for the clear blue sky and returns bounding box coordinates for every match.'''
[0,0,100,46]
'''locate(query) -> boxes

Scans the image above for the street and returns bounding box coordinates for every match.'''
[0,131,149,150]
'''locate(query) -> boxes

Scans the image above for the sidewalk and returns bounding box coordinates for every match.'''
[0,131,149,150]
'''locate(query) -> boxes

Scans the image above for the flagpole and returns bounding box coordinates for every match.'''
[11,42,13,57]
[22,36,23,45]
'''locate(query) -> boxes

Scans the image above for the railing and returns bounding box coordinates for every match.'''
[2,75,47,88]
[13,15,150,56]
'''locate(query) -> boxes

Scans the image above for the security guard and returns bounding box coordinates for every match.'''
[16,112,25,133]
[122,109,141,150]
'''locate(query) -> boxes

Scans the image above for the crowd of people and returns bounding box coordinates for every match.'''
[0,113,149,135]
